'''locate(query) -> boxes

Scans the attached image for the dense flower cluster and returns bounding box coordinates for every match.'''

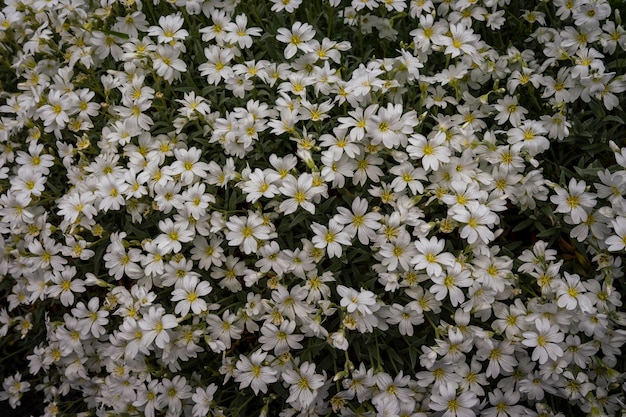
[0,0,625,416]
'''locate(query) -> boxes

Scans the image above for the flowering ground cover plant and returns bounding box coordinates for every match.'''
[1,0,626,416]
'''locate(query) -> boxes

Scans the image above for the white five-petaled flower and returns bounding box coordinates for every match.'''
[234,350,278,395]
[556,272,594,313]
[138,306,178,349]
[157,375,192,417]
[438,22,480,59]
[385,303,424,336]
[0,372,30,409]
[507,120,549,156]
[278,173,319,214]
[225,213,271,254]
[38,90,72,132]
[153,45,187,83]
[337,285,378,315]
[171,275,213,316]
[406,132,451,172]
[162,147,211,185]
[71,297,109,337]
[242,168,280,203]
[270,0,302,12]
[429,384,479,417]
[276,22,316,59]
[378,231,417,272]
[224,14,261,49]
[48,266,85,307]
[452,201,499,245]
[282,361,325,411]
[191,384,218,417]
[333,196,382,245]
[550,178,597,224]
[176,92,211,118]
[311,219,351,258]
[411,236,456,277]
[154,218,195,254]
[147,13,189,44]
[522,317,564,364]
[389,162,427,194]
[258,320,304,354]
[429,263,473,307]
[606,216,626,251]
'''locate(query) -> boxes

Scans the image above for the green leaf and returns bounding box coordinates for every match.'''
[601,115,625,125]
[385,343,405,367]
[408,344,417,369]
[512,217,535,232]
[288,211,309,229]
[536,228,558,238]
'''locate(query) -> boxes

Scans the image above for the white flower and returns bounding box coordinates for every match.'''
[556,272,594,313]
[271,0,302,12]
[606,216,626,251]
[329,330,349,350]
[429,263,473,307]
[199,45,234,85]
[352,153,384,186]
[333,197,381,245]
[411,236,456,277]
[242,168,280,203]
[282,362,325,410]
[0,372,30,409]
[225,213,271,254]
[38,89,72,134]
[311,219,351,258]
[48,266,85,306]
[276,22,316,59]
[372,371,414,410]
[493,95,528,126]
[206,310,242,349]
[152,44,187,83]
[138,306,178,349]
[389,162,426,194]
[190,236,225,269]
[438,22,480,59]
[15,142,55,175]
[11,168,46,199]
[278,173,318,214]
[157,375,192,416]
[154,218,195,254]
[259,320,304,354]
[429,384,478,417]
[234,350,278,394]
[147,13,189,44]
[27,237,66,271]
[171,275,212,316]
[71,297,109,337]
[271,284,314,320]
[103,238,143,280]
[176,91,211,118]
[366,103,406,149]
[337,285,377,315]
[378,231,417,272]
[255,241,289,275]
[522,317,565,364]
[407,132,451,172]
[507,120,550,156]
[224,14,261,49]
[550,178,597,224]
[452,201,499,245]
[385,303,424,336]
[191,384,218,417]
[483,388,524,417]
